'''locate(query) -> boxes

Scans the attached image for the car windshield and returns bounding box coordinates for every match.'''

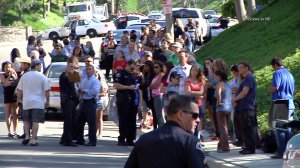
[209,17,219,23]
[127,24,149,30]
[68,4,87,13]
[204,10,217,15]
[47,65,86,78]
[148,15,162,19]
[173,9,199,18]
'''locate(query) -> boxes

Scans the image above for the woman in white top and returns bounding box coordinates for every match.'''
[127,42,140,62]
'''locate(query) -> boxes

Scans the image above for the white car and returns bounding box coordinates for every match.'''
[114,15,147,29]
[147,13,165,20]
[44,62,110,119]
[41,18,116,40]
[208,16,224,37]
[283,133,300,168]
[172,8,211,42]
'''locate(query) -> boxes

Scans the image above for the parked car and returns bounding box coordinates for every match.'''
[204,10,217,17]
[172,8,211,43]
[113,15,147,29]
[125,23,161,31]
[208,16,225,37]
[283,133,300,168]
[44,62,110,119]
[147,12,165,20]
[41,18,116,40]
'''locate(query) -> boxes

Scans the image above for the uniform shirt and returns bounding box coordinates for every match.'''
[167,65,192,95]
[272,67,295,110]
[236,73,257,111]
[17,71,50,110]
[125,121,205,168]
[114,69,136,99]
[79,74,101,100]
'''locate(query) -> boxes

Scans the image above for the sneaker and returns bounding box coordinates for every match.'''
[13,133,20,139]
[18,133,26,139]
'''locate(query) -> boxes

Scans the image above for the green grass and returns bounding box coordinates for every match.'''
[202,0,223,12]
[2,5,65,30]
[195,0,300,133]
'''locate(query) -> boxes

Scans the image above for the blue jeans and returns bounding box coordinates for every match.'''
[275,127,291,156]
[153,95,165,127]
[274,109,294,156]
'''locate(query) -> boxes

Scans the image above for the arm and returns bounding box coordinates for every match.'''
[113,83,135,90]
[150,73,163,89]
[45,90,50,108]
[84,80,101,97]
[216,83,222,106]
[17,89,23,103]
[0,74,11,87]
[233,86,250,102]
[269,72,280,93]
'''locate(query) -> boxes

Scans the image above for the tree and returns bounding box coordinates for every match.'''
[14,0,35,21]
[234,0,247,22]
[247,0,256,16]
[0,0,13,26]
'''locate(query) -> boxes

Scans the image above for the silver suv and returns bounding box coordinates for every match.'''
[172,8,211,43]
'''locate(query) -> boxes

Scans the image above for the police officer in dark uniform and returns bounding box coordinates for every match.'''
[125,95,206,168]
[113,60,138,146]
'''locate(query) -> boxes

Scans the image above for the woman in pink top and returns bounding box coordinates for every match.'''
[185,64,205,137]
[150,61,165,128]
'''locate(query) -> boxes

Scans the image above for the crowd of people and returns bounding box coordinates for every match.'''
[0,17,296,167]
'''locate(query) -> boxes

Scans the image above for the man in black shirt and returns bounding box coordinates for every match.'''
[113,60,138,146]
[125,95,205,168]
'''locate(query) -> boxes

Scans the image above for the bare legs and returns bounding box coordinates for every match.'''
[5,103,19,135]
[96,108,104,137]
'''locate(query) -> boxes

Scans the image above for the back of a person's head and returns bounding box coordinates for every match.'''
[271,57,283,67]
[63,38,70,45]
[165,95,197,116]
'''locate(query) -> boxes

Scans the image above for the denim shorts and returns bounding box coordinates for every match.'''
[23,109,45,123]
[96,97,109,110]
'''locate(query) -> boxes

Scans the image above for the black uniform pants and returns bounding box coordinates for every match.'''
[76,99,97,144]
[61,99,78,144]
[238,109,257,151]
[117,95,138,143]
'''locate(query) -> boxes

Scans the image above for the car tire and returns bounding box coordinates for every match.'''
[203,29,212,43]
[49,32,59,40]
[87,29,97,38]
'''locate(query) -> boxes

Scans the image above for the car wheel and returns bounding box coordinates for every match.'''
[49,32,59,40]
[203,29,212,43]
[87,29,97,38]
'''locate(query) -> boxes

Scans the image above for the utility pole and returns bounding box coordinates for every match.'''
[163,0,174,41]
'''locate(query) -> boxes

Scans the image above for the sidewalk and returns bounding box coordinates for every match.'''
[203,141,283,168]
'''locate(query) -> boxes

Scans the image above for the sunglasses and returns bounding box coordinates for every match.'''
[182,110,199,119]
[154,66,160,69]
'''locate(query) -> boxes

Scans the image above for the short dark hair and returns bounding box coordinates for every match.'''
[230,64,238,72]
[271,57,283,67]
[165,95,197,116]
[128,59,137,66]
[215,70,228,81]
[239,61,251,70]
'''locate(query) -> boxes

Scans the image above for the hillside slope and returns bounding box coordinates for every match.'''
[195,0,300,132]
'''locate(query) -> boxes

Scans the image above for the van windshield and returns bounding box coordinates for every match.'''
[173,9,199,18]
[68,4,87,13]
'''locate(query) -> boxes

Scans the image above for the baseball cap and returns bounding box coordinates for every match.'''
[172,42,183,48]
[144,51,153,57]
[170,71,181,79]
[19,57,31,64]
[31,59,42,67]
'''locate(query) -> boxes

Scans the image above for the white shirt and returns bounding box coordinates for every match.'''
[17,71,50,110]
[167,65,192,95]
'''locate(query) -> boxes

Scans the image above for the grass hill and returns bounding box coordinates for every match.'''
[195,0,300,132]
[2,4,64,31]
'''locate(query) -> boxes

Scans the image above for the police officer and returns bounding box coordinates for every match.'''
[125,95,205,168]
[113,59,138,146]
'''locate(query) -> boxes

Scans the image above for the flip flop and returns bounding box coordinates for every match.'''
[30,142,38,146]
[22,139,30,145]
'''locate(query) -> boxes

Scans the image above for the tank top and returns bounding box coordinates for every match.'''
[216,82,233,112]
[151,75,161,96]
[186,79,203,106]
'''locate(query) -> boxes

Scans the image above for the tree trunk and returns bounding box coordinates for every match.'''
[234,0,247,22]
[247,0,256,17]
[43,0,46,18]
[18,8,23,21]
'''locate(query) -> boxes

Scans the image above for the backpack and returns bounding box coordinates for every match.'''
[261,130,277,153]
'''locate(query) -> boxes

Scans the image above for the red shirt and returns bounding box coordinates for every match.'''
[113,60,127,71]
[186,79,204,106]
